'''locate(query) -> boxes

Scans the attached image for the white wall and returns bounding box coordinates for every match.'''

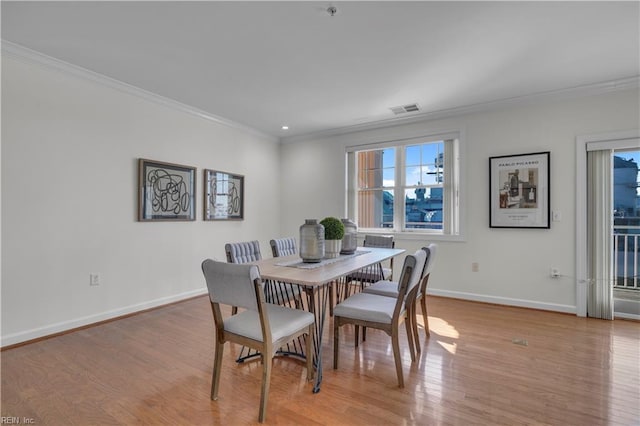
[280,89,640,313]
[1,54,281,345]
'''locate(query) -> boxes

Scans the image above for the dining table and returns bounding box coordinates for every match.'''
[251,246,405,393]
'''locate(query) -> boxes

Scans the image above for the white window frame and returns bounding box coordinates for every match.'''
[346,131,463,241]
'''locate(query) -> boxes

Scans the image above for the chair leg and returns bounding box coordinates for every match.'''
[421,297,430,337]
[391,329,404,388]
[354,325,359,347]
[333,319,340,369]
[362,327,367,341]
[404,312,416,362]
[258,354,272,423]
[329,281,335,317]
[211,340,224,400]
[411,301,421,355]
[306,327,314,381]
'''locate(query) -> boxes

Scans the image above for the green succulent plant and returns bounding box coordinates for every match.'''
[320,216,345,240]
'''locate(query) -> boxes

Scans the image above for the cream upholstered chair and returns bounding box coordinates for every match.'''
[269,237,297,257]
[201,259,314,423]
[363,244,436,355]
[333,249,426,387]
[415,243,437,342]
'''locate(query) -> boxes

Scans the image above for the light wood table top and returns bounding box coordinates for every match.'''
[252,247,405,287]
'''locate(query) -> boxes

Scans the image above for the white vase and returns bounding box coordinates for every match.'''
[325,239,342,258]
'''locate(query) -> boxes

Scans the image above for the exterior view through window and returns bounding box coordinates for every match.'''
[350,137,459,235]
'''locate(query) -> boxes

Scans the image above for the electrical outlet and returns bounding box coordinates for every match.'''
[90,273,101,286]
[550,268,560,278]
[471,262,479,272]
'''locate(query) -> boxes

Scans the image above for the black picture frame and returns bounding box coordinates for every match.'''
[204,169,244,220]
[138,158,196,221]
[489,151,550,228]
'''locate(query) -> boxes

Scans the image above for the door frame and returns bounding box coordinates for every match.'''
[575,129,640,317]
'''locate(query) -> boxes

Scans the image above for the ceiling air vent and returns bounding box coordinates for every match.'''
[390,103,420,115]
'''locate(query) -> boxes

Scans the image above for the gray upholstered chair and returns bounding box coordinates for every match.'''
[225,240,262,264]
[225,240,263,315]
[269,237,303,307]
[333,235,395,315]
[201,259,314,423]
[333,249,426,388]
[348,235,395,283]
[363,244,436,355]
[270,237,297,257]
[226,239,301,311]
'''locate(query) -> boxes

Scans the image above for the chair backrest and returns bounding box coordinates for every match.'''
[201,259,261,311]
[406,249,427,296]
[418,243,437,296]
[363,234,394,249]
[423,243,437,276]
[394,249,425,297]
[270,237,297,257]
[225,240,262,264]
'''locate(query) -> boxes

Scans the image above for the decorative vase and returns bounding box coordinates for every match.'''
[340,218,357,254]
[324,239,342,258]
[300,219,324,263]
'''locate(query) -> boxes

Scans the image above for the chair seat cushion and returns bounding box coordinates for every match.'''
[333,292,404,324]
[224,304,314,342]
[362,280,398,298]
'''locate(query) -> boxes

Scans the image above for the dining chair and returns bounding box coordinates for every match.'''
[225,241,262,315]
[268,237,303,308]
[363,244,436,355]
[269,237,297,257]
[348,234,395,283]
[333,249,426,388]
[201,259,314,423]
[332,235,395,315]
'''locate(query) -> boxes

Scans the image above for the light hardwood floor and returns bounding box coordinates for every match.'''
[1,296,639,425]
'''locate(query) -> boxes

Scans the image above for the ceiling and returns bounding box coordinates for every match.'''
[2,1,639,142]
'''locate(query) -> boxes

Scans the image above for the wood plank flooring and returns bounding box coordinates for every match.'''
[1,296,638,425]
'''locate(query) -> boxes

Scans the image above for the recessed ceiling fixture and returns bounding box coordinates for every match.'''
[390,103,421,115]
[327,5,337,17]
[281,125,289,130]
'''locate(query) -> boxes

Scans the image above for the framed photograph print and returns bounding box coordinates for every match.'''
[204,169,244,220]
[489,151,550,228]
[138,159,196,221]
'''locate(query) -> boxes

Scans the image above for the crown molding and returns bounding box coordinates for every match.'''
[1,40,279,144]
[281,75,640,144]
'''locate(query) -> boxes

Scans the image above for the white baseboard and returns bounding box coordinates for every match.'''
[427,288,577,314]
[1,288,208,347]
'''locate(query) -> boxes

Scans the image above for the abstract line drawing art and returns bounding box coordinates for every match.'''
[204,169,244,220]
[138,159,196,221]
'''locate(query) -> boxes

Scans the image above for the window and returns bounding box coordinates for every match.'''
[347,134,460,236]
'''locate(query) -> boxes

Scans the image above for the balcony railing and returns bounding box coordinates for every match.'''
[614,226,640,290]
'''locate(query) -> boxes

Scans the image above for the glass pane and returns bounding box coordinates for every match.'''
[358,189,394,228]
[382,148,395,168]
[404,188,443,230]
[422,143,443,166]
[405,165,422,186]
[382,168,395,187]
[358,149,394,188]
[613,150,639,288]
[405,145,421,166]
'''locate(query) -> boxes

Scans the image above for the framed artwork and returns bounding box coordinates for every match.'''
[489,151,550,228]
[204,169,244,220]
[138,158,196,221]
